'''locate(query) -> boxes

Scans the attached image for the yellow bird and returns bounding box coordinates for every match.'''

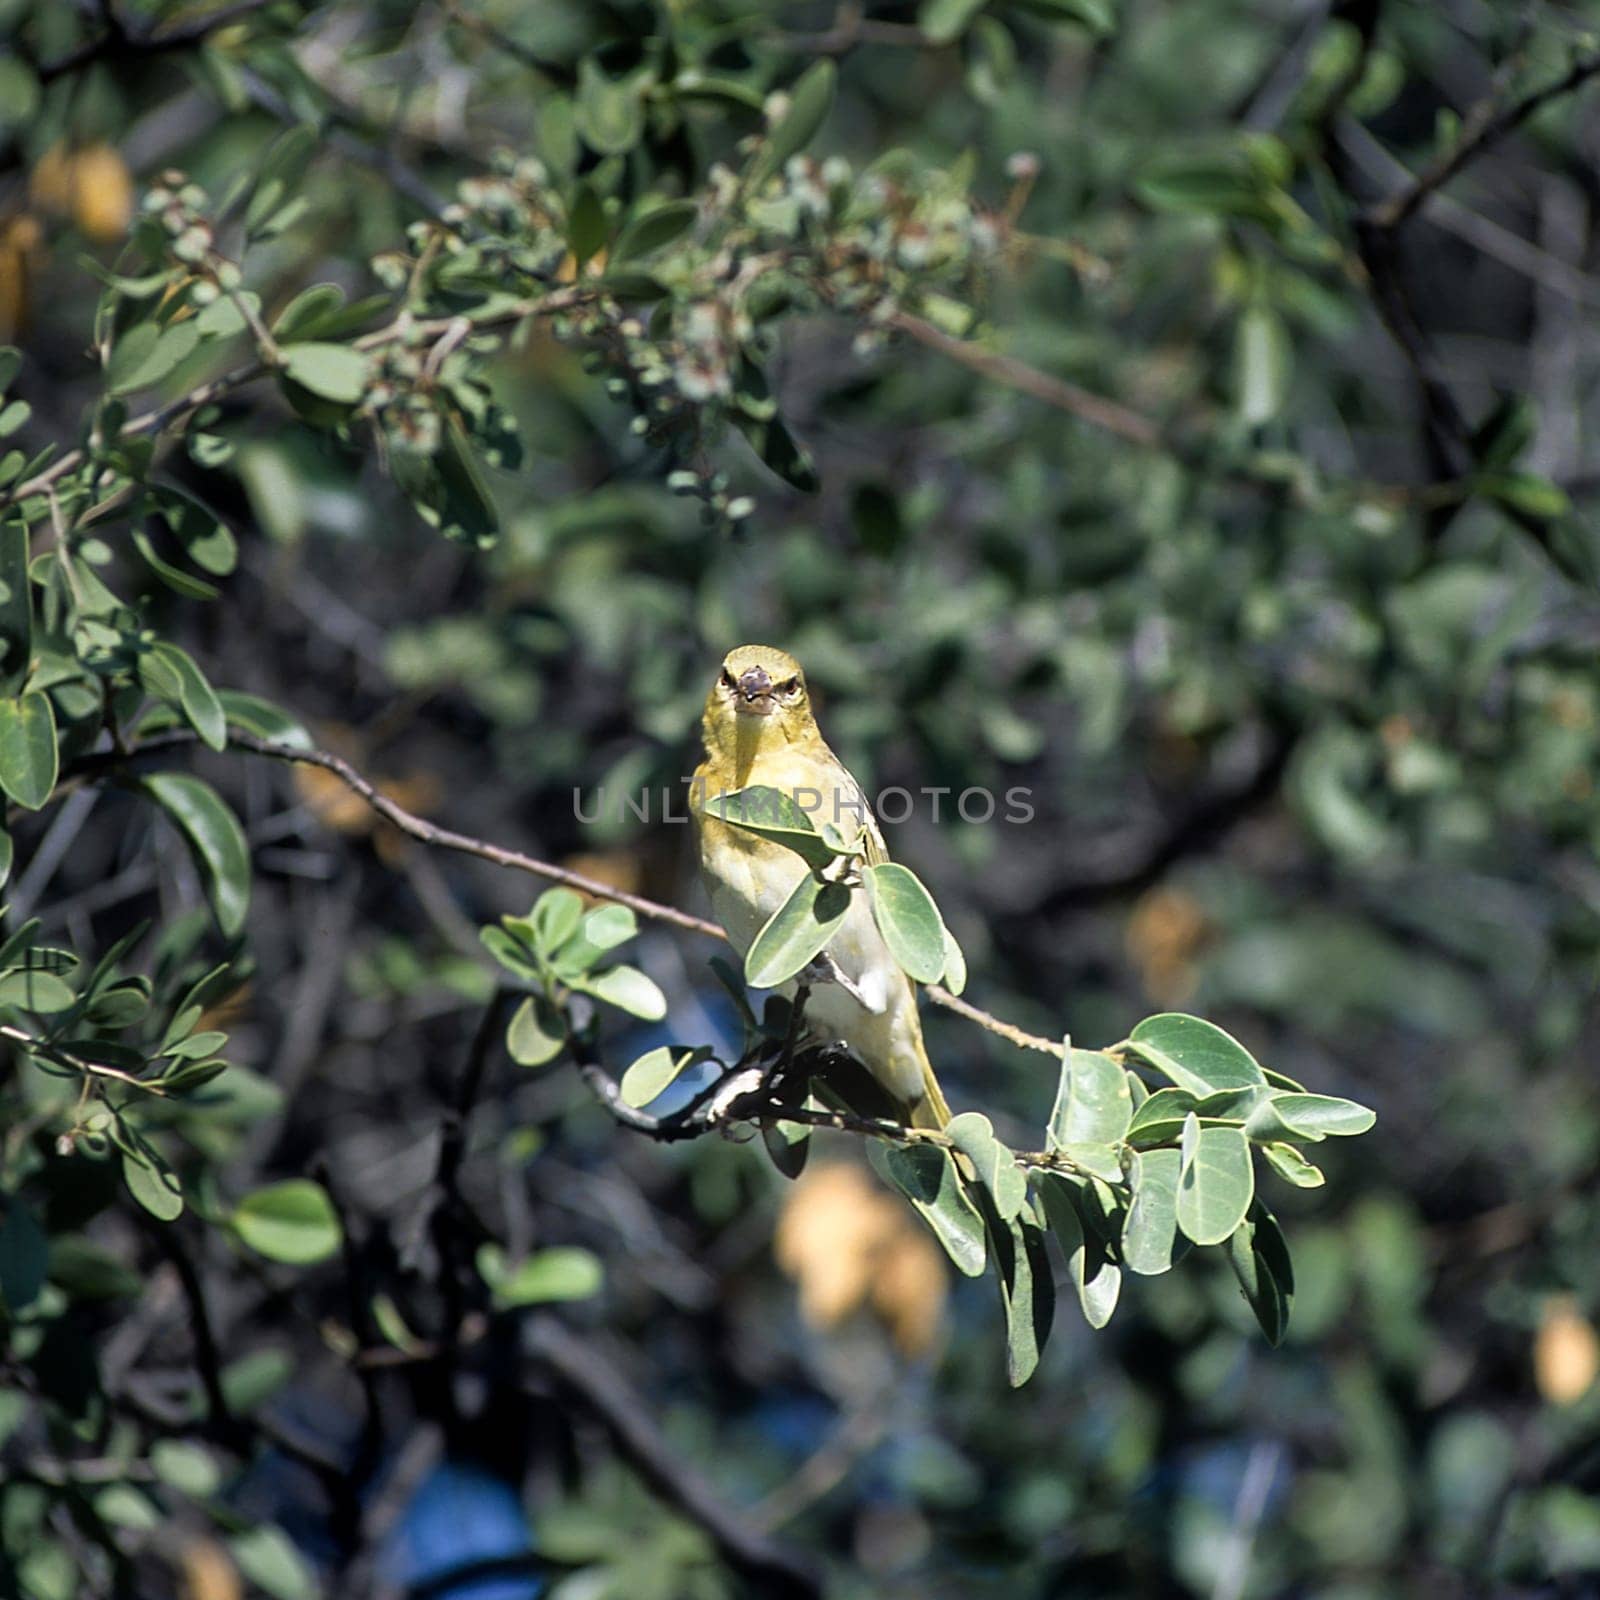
[691,644,952,1129]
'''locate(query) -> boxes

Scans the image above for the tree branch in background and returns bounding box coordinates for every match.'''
[887,310,1163,448]
[523,1316,824,1600]
[36,0,288,84]
[1366,46,1600,232]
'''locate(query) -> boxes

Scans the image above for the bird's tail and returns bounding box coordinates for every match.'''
[908,1038,951,1130]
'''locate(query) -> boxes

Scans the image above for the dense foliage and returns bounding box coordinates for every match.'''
[0,1,1597,1597]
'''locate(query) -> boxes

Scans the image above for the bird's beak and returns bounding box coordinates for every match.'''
[735,665,775,716]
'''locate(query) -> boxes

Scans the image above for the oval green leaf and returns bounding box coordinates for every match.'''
[233,1179,342,1265]
[745,874,851,989]
[0,692,57,810]
[281,343,369,403]
[1128,1013,1266,1094]
[578,963,666,1020]
[1048,1046,1133,1150]
[506,995,565,1066]
[138,773,251,938]
[1175,1120,1255,1246]
[864,862,946,984]
[876,1141,987,1276]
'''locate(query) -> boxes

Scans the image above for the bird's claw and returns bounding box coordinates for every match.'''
[797,952,872,1010]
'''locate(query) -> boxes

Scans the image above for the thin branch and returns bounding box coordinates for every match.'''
[1367,47,1600,232]
[37,0,286,84]
[887,310,1164,449]
[921,986,1057,1054]
[2,286,591,514]
[523,1316,823,1600]
[66,728,1070,1055]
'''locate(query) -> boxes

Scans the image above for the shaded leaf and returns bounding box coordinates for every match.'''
[946,1111,1028,1220]
[876,1140,987,1276]
[1228,1200,1294,1344]
[745,874,851,988]
[864,863,946,983]
[138,773,251,937]
[1121,1147,1181,1275]
[506,995,565,1066]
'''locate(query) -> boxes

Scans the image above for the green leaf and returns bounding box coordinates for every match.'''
[1009,0,1116,32]
[1037,1174,1122,1328]
[122,1150,183,1222]
[1127,1013,1266,1094]
[506,995,565,1066]
[1047,1046,1132,1149]
[1121,1148,1181,1275]
[481,925,540,983]
[150,1439,221,1500]
[619,1045,698,1108]
[0,827,11,890]
[1126,1085,1201,1145]
[567,183,608,268]
[271,284,346,341]
[613,200,698,261]
[1175,1117,1255,1246]
[158,484,238,576]
[138,773,251,937]
[0,1195,49,1312]
[989,1200,1055,1385]
[1236,304,1290,426]
[478,1243,603,1306]
[218,690,312,750]
[1262,1142,1325,1187]
[744,874,851,988]
[863,863,946,983]
[1135,153,1275,220]
[875,1141,987,1276]
[532,887,585,952]
[945,1111,1028,1220]
[1227,1200,1294,1345]
[734,410,820,493]
[107,320,201,395]
[0,692,57,809]
[700,784,844,869]
[131,526,219,599]
[233,1179,342,1265]
[0,60,38,138]
[750,60,837,189]
[1268,1092,1376,1139]
[0,969,76,1012]
[574,58,644,155]
[281,343,369,403]
[580,902,636,951]
[763,1120,810,1180]
[230,1524,322,1600]
[920,0,987,41]
[939,925,967,995]
[576,964,666,1020]
[245,124,318,238]
[144,642,226,750]
[0,518,30,697]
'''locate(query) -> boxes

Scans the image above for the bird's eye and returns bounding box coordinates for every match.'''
[780,677,800,696]
[720,669,736,689]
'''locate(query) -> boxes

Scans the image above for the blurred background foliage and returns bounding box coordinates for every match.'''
[1,0,1599,1596]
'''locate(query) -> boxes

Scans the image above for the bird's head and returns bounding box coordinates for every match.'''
[701,643,815,764]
